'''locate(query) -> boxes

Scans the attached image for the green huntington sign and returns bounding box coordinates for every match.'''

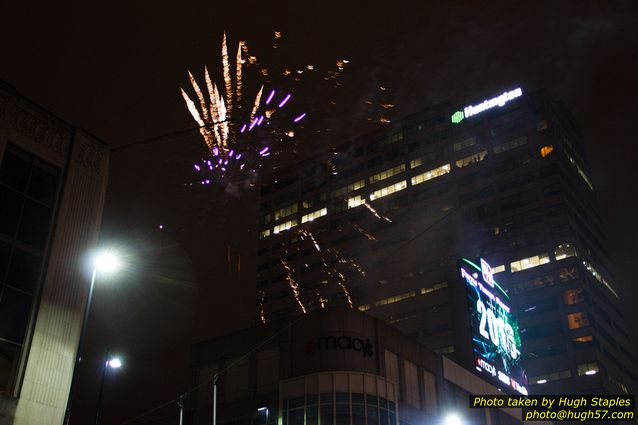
[451,110,464,124]
[451,87,523,124]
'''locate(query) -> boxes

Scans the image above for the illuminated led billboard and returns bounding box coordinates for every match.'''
[459,258,528,395]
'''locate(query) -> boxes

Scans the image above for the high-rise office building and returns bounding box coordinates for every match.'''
[0,80,109,425]
[254,87,637,396]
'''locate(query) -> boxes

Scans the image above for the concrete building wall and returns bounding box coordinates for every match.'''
[0,81,109,425]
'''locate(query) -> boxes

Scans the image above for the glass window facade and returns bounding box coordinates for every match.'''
[280,373,397,425]
[0,144,60,395]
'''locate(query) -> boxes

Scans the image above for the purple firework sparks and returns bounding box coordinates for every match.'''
[265,89,275,105]
[278,94,291,108]
[257,115,265,126]
[240,124,247,133]
[193,164,201,171]
[293,113,307,123]
[259,147,270,156]
[249,118,258,131]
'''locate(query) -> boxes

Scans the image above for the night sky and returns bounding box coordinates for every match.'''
[2,1,638,424]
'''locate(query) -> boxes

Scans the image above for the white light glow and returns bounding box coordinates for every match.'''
[537,379,547,384]
[443,413,463,425]
[585,370,597,376]
[94,251,120,273]
[107,357,122,369]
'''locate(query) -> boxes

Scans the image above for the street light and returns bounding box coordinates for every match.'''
[95,351,122,425]
[443,412,463,425]
[257,404,269,425]
[63,249,121,425]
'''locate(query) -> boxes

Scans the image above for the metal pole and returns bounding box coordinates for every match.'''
[212,374,218,425]
[64,267,98,425]
[178,394,184,425]
[265,408,269,425]
[94,348,110,425]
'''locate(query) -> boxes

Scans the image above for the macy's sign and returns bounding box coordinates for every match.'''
[306,335,374,358]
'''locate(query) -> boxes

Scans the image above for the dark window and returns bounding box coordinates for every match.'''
[0,287,33,344]
[6,248,41,294]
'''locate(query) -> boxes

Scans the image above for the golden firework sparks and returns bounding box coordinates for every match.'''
[362,200,393,222]
[281,259,306,314]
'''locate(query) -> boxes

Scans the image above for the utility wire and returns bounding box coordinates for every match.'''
[117,135,543,424]
[120,313,307,425]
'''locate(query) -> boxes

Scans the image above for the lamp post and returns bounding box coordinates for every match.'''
[95,350,122,425]
[257,404,269,425]
[63,250,120,425]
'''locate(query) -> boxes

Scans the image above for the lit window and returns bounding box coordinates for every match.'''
[332,180,365,198]
[259,229,271,239]
[274,203,298,221]
[301,208,327,224]
[573,335,593,343]
[563,288,585,305]
[369,180,407,201]
[358,304,370,312]
[347,195,365,209]
[529,369,572,384]
[375,290,416,307]
[510,253,550,272]
[555,243,577,260]
[577,362,599,376]
[369,164,406,183]
[453,136,476,152]
[567,311,590,329]
[492,264,505,274]
[411,164,450,186]
[273,219,298,234]
[455,150,487,168]
[493,136,528,154]
[540,145,554,157]
[420,281,448,294]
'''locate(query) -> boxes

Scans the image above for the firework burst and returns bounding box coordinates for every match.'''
[182,32,349,184]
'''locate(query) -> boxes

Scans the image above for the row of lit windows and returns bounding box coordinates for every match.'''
[509,242,578,273]
[333,179,365,198]
[301,208,328,224]
[369,165,405,184]
[348,196,365,209]
[273,219,298,234]
[410,164,451,186]
[510,253,550,272]
[369,181,407,201]
[274,203,299,221]
[357,282,448,311]
[455,150,487,168]
[531,369,572,385]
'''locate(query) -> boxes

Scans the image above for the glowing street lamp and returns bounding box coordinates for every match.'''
[63,249,122,425]
[95,352,123,425]
[443,412,463,425]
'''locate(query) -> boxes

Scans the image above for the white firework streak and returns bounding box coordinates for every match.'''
[222,32,233,115]
[236,41,243,105]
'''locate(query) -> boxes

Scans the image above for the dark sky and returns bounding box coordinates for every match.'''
[2,1,638,424]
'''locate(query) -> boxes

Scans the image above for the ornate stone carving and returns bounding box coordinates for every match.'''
[0,90,71,159]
